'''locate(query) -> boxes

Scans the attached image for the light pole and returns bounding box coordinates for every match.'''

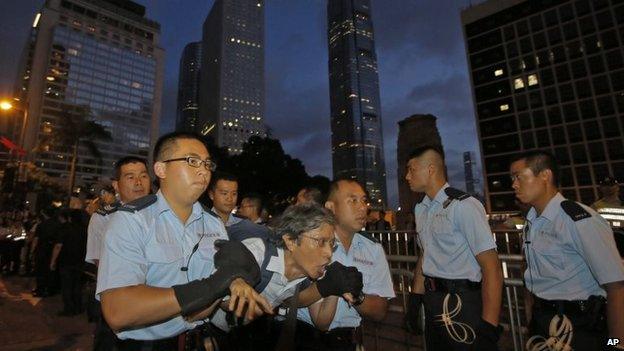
[0,99,28,155]
[0,99,29,198]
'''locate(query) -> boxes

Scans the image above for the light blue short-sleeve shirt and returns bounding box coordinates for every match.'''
[524,192,624,300]
[297,232,395,329]
[415,183,496,282]
[96,191,228,340]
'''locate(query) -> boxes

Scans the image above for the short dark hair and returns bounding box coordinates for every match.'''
[512,150,560,187]
[327,178,366,202]
[153,131,206,165]
[208,172,239,192]
[241,192,263,216]
[113,156,148,180]
[299,186,326,205]
[408,145,445,162]
[271,203,336,248]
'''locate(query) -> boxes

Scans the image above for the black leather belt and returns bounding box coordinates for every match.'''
[117,327,207,351]
[424,276,481,293]
[297,320,359,345]
[533,295,604,316]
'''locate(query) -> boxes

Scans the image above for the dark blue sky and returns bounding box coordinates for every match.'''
[0,0,482,208]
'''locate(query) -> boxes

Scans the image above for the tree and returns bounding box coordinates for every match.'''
[38,104,112,200]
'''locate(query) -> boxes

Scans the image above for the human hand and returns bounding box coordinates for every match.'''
[228,278,273,321]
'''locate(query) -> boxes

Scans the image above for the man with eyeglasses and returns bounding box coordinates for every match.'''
[208,203,364,350]
[296,179,395,351]
[85,156,151,351]
[96,132,273,351]
[510,150,624,350]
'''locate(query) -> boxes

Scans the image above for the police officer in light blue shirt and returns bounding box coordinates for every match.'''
[510,150,624,350]
[86,156,151,351]
[405,146,503,351]
[296,179,395,351]
[97,132,272,351]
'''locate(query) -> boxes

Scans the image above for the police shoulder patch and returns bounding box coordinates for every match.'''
[359,232,380,244]
[560,200,591,222]
[118,194,157,213]
[444,187,470,201]
[201,204,220,219]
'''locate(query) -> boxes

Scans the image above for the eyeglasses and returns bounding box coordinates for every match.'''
[300,234,337,250]
[162,156,217,171]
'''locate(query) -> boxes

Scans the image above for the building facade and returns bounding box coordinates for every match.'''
[176,41,202,132]
[199,0,266,154]
[327,0,387,206]
[462,0,624,211]
[464,151,477,196]
[9,0,163,187]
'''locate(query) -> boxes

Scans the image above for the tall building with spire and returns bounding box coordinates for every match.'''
[7,0,163,186]
[327,0,387,206]
[176,41,201,132]
[199,0,266,153]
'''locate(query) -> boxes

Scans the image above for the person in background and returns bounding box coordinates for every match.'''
[592,176,622,211]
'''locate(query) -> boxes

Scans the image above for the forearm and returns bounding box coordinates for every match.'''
[411,255,425,294]
[50,244,62,266]
[477,250,503,326]
[355,294,388,322]
[606,281,624,342]
[298,284,322,307]
[101,285,181,331]
[309,296,339,331]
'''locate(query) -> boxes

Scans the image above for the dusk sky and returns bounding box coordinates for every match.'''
[0,0,482,208]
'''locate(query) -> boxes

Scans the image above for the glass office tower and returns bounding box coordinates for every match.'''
[327,0,387,206]
[11,0,163,186]
[462,0,624,211]
[176,41,202,132]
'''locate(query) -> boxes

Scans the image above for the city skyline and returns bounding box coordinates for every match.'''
[0,0,482,208]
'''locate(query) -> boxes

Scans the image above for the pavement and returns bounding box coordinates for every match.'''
[0,275,93,351]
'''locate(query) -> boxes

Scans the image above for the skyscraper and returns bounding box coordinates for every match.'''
[199,0,266,153]
[9,0,163,186]
[327,0,387,206]
[462,0,624,211]
[464,151,477,196]
[176,41,202,132]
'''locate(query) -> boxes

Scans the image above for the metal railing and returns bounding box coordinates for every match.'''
[362,229,528,351]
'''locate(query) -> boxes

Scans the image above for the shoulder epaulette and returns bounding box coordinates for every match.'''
[359,232,380,244]
[200,204,220,219]
[561,200,591,222]
[118,194,157,213]
[443,187,470,208]
[95,202,119,216]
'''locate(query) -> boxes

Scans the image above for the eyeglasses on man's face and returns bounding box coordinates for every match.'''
[299,234,337,250]
[162,156,217,171]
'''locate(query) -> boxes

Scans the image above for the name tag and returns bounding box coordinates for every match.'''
[353,256,374,266]
[200,232,222,238]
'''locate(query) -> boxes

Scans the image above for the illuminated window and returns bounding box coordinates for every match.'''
[500,104,510,111]
[494,69,504,76]
[528,74,539,86]
[514,78,525,90]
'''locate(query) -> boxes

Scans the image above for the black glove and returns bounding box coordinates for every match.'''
[172,240,261,317]
[405,292,423,334]
[316,262,363,297]
[472,319,502,351]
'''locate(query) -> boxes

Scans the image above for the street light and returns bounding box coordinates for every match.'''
[0,100,13,110]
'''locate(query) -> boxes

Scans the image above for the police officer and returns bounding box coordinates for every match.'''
[405,146,503,351]
[296,179,395,351]
[85,156,151,350]
[97,132,273,350]
[510,150,624,350]
[210,203,364,350]
[208,172,270,241]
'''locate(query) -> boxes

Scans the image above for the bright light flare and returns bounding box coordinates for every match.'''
[0,101,13,110]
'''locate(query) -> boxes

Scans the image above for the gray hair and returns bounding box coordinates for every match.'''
[271,203,336,248]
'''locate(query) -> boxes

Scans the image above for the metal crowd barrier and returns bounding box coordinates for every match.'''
[363,229,528,351]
